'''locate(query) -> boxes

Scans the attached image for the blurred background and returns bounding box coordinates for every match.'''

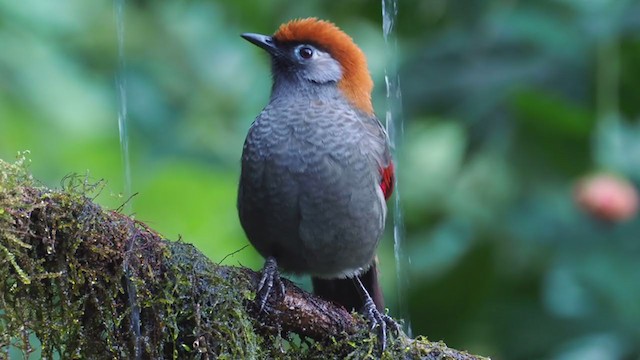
[1,0,640,359]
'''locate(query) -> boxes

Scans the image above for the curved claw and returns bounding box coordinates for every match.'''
[257,256,285,312]
[356,277,400,352]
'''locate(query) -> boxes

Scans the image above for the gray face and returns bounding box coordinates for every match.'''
[240,34,343,86]
[288,44,343,84]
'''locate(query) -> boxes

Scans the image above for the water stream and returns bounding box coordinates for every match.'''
[381,0,412,336]
[115,0,132,213]
[114,0,141,357]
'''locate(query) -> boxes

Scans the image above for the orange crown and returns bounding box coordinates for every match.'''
[273,18,374,114]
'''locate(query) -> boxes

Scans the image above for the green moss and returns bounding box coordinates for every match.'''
[0,156,487,359]
[0,155,272,358]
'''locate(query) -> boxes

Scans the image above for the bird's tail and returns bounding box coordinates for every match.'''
[311,260,384,312]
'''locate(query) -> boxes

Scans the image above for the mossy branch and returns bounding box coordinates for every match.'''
[0,157,488,359]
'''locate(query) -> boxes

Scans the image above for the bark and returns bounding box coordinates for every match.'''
[0,158,488,359]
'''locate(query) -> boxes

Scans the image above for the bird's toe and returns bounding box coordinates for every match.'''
[256,256,285,312]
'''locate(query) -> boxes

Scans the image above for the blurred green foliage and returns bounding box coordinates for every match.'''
[1,0,640,359]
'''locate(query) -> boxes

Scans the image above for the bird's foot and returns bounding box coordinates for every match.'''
[362,296,400,351]
[355,277,400,352]
[257,256,285,312]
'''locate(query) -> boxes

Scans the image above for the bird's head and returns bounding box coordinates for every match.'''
[242,18,374,114]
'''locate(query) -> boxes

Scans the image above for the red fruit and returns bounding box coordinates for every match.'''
[575,173,638,222]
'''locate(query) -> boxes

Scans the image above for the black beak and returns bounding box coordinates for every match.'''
[241,33,279,55]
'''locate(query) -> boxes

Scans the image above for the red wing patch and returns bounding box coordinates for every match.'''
[380,163,394,200]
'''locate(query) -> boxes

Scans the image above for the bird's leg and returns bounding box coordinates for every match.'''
[354,276,400,351]
[257,256,286,312]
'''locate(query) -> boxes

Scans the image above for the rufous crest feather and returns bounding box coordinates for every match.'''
[273,18,374,114]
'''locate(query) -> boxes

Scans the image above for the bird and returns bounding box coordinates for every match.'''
[237,18,396,342]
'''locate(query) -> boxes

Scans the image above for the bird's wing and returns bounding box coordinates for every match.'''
[360,114,394,200]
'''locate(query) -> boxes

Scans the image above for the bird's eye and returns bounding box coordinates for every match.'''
[298,46,314,59]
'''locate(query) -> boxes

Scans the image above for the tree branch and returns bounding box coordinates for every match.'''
[0,158,488,359]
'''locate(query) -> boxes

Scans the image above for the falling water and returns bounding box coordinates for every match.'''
[381,0,412,336]
[115,0,132,213]
[114,0,141,357]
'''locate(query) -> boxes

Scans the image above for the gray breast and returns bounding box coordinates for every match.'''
[238,96,387,278]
